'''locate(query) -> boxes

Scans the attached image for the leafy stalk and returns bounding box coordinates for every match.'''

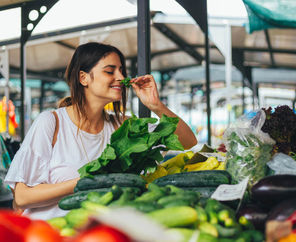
[78,114,184,178]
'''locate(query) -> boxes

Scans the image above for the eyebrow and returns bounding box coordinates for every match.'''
[103,64,123,69]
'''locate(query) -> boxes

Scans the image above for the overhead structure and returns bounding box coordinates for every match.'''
[243,0,296,33]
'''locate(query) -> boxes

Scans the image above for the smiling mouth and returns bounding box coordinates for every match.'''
[110,86,122,90]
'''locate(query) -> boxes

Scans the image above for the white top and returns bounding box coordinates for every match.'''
[4,107,117,220]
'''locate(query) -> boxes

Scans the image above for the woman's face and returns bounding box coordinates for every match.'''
[82,52,124,104]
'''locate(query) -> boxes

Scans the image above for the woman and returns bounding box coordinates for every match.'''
[4,42,197,220]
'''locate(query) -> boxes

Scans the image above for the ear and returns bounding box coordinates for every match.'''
[79,71,88,86]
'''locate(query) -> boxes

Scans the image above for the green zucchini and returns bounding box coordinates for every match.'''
[75,173,146,191]
[153,170,231,188]
[179,186,217,198]
[214,224,240,238]
[123,201,162,213]
[148,206,198,227]
[157,193,199,207]
[58,189,106,210]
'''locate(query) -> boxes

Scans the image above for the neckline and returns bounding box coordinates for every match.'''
[62,107,105,138]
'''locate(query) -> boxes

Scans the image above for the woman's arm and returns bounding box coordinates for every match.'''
[131,75,198,150]
[14,178,79,210]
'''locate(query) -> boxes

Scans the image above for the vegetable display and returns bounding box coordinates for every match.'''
[78,114,184,178]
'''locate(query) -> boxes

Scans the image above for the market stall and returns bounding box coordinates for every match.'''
[1,1,296,242]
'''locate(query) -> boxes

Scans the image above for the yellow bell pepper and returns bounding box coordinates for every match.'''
[142,165,168,183]
[215,161,226,170]
[161,151,194,169]
[184,157,219,172]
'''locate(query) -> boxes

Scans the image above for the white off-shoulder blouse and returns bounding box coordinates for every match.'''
[4,107,116,220]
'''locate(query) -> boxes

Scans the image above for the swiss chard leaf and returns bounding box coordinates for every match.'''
[78,114,184,178]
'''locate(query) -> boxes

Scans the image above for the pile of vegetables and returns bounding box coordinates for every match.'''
[51,172,264,242]
[78,114,184,178]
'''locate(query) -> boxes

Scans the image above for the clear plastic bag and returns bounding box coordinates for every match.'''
[267,153,296,175]
[223,110,275,188]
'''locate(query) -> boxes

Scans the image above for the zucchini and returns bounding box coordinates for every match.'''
[148,206,198,227]
[58,189,106,210]
[153,170,231,188]
[75,173,146,191]
[180,186,217,198]
[157,193,199,207]
[123,201,162,213]
[108,188,137,207]
[214,224,240,238]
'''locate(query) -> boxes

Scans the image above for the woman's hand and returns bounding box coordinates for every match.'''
[131,75,163,112]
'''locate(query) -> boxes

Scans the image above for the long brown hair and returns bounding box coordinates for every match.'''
[59,42,128,126]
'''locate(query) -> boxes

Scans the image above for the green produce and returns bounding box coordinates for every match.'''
[120,77,132,87]
[214,224,239,238]
[197,232,218,242]
[60,227,76,237]
[75,173,146,191]
[153,170,231,187]
[65,208,91,228]
[157,193,199,207]
[80,201,110,213]
[198,222,218,237]
[148,206,198,228]
[78,114,184,177]
[58,189,106,210]
[166,228,196,242]
[195,206,208,223]
[92,185,122,205]
[47,217,67,230]
[225,131,273,187]
[123,201,162,213]
[108,187,137,207]
[180,186,217,198]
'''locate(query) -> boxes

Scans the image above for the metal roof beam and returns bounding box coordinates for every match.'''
[264,29,275,67]
[55,41,76,50]
[153,22,203,64]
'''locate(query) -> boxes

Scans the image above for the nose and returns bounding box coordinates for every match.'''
[115,71,124,81]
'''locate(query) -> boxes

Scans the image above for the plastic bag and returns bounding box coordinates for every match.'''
[267,153,296,175]
[223,110,275,188]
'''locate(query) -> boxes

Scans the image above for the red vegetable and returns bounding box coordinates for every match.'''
[72,224,131,242]
[24,220,63,242]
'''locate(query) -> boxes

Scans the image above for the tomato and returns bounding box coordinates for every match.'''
[0,209,32,230]
[0,222,24,242]
[72,224,131,242]
[24,220,64,242]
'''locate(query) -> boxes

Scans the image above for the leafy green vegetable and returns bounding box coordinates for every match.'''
[78,114,184,178]
[120,77,132,87]
[225,132,273,188]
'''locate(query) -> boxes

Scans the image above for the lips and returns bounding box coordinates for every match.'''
[110,85,122,90]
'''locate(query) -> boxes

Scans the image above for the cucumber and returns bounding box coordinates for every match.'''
[148,206,198,227]
[214,224,240,238]
[163,199,193,208]
[58,189,106,210]
[75,173,146,191]
[157,193,199,207]
[153,170,231,188]
[123,201,162,213]
[108,187,137,207]
[179,186,217,198]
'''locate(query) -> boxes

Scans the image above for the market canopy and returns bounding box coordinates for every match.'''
[243,0,296,33]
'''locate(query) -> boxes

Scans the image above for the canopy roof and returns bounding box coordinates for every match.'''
[0,0,295,86]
